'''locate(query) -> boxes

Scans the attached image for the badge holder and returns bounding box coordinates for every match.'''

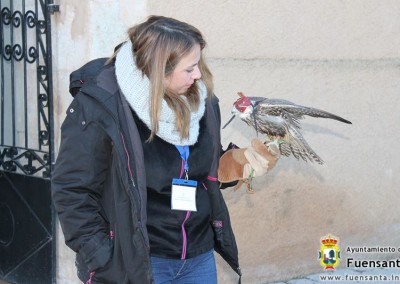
[171,178,198,212]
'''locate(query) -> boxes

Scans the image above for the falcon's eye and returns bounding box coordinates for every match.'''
[233,97,251,112]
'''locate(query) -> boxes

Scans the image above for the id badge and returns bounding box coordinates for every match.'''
[171,178,198,211]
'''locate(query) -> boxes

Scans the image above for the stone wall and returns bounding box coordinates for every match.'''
[52,1,400,283]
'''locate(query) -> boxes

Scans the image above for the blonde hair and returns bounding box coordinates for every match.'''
[126,15,213,141]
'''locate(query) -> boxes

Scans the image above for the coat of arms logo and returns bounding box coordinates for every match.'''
[319,234,340,270]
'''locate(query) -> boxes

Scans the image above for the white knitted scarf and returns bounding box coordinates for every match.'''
[115,41,207,146]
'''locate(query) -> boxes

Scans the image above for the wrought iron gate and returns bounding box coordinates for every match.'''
[0,0,58,283]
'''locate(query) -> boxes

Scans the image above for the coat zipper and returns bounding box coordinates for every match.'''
[120,132,135,187]
[181,210,191,260]
[120,131,150,250]
[86,272,95,284]
[179,158,190,260]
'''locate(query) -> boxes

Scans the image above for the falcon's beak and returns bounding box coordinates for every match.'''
[222,115,236,129]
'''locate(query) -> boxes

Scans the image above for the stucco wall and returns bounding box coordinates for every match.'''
[52,1,400,283]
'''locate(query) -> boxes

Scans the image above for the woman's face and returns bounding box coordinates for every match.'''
[165,44,202,95]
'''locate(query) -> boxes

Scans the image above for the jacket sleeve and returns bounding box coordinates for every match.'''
[205,95,241,278]
[51,94,113,271]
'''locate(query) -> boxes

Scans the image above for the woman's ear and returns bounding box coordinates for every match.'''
[164,74,171,89]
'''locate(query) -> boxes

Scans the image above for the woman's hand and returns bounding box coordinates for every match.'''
[218,139,280,192]
[242,139,279,179]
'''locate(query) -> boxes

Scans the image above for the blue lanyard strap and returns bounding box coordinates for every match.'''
[175,145,190,172]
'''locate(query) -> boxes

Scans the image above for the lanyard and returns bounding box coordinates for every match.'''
[175,145,189,179]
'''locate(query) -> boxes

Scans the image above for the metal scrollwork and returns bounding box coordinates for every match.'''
[38,20,46,34]
[26,10,38,63]
[12,44,24,61]
[11,10,23,28]
[1,8,38,63]
[27,46,38,63]
[0,146,49,177]
[40,130,49,146]
[4,44,12,60]
[1,7,11,25]
[1,1,57,178]
[25,10,36,28]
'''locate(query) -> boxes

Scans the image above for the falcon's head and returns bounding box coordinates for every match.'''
[222,92,256,129]
[232,92,253,115]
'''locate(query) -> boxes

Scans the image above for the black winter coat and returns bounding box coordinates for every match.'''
[51,62,241,283]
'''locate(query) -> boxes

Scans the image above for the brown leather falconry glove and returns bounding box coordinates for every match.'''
[218,139,279,193]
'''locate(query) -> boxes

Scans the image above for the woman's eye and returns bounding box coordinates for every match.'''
[186,69,194,73]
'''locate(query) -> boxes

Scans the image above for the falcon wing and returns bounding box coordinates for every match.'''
[242,110,288,137]
[257,98,351,125]
[253,99,303,130]
[252,98,325,164]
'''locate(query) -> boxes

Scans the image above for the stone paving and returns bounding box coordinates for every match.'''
[270,268,400,284]
[2,268,399,284]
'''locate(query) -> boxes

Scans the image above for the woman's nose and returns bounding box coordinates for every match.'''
[192,66,201,80]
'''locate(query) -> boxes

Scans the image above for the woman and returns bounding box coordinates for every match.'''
[52,15,278,284]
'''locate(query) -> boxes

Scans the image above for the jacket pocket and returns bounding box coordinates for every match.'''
[76,232,113,283]
[92,230,129,284]
[76,231,129,284]
[78,232,113,272]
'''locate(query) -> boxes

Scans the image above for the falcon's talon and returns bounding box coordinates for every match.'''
[266,139,281,156]
[248,168,255,180]
[242,169,256,193]
[247,185,255,194]
[266,139,279,148]
[245,180,255,194]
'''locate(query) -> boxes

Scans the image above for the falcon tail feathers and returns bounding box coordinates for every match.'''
[285,126,324,164]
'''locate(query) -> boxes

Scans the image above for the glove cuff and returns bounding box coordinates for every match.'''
[218,148,247,183]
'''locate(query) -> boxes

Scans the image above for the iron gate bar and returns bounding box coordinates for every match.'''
[38,0,46,151]
[11,0,16,147]
[0,3,4,146]
[44,2,58,283]
[23,0,28,149]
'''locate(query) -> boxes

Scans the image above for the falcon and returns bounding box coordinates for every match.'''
[223,92,352,164]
